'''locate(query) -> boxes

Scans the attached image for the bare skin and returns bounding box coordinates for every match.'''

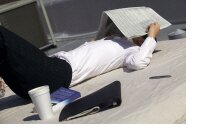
[132,22,160,46]
[105,22,160,46]
[146,22,160,39]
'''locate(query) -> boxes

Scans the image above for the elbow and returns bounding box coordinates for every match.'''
[127,58,150,71]
[130,61,147,70]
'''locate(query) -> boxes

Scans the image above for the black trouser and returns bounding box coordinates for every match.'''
[0,26,72,100]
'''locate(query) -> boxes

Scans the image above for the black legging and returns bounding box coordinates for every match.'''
[0,26,72,100]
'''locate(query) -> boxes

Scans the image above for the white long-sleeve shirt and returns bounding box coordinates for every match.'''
[53,37,157,86]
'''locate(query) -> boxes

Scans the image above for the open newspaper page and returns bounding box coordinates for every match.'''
[95,7,171,40]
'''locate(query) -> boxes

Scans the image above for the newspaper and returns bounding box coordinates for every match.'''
[95,7,171,40]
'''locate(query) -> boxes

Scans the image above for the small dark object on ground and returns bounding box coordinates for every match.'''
[149,75,172,79]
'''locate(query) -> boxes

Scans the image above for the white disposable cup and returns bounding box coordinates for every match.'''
[28,85,54,120]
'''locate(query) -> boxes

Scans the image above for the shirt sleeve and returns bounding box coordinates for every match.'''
[124,37,157,70]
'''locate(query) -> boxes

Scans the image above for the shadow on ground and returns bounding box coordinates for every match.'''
[23,114,40,121]
[0,95,31,111]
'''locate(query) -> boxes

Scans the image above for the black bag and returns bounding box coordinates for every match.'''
[59,81,122,121]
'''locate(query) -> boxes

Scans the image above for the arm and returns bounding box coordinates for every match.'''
[124,23,160,70]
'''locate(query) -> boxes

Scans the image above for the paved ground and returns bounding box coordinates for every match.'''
[0,38,186,124]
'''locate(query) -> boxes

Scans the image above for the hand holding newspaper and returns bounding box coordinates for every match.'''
[95,7,171,40]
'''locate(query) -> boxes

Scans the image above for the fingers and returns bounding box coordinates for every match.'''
[146,22,160,32]
[146,26,150,33]
[147,22,160,38]
[146,23,154,33]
